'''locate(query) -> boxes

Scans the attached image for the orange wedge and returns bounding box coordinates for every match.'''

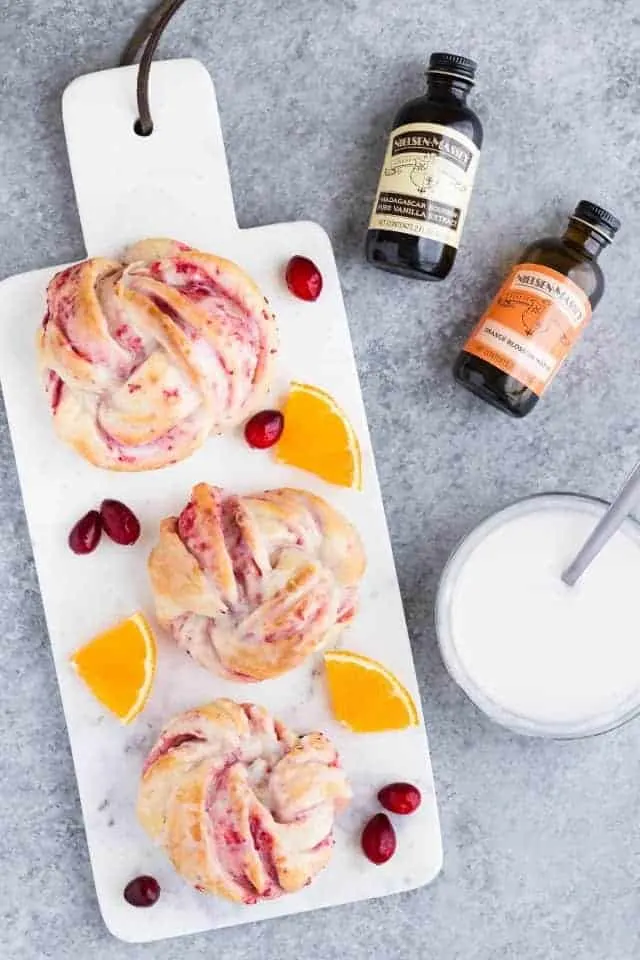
[70,613,157,724]
[276,382,362,489]
[324,650,419,733]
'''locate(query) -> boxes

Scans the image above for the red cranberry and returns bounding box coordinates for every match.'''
[68,511,102,555]
[361,813,396,865]
[123,875,160,907]
[100,500,141,546]
[285,255,323,301]
[244,410,285,449]
[378,782,422,815]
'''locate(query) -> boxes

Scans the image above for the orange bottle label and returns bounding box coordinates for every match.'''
[462,262,592,396]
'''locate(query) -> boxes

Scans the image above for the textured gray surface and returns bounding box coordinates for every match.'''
[1,0,640,957]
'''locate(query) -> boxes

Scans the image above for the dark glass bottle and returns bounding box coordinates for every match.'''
[365,52,483,281]
[454,201,620,417]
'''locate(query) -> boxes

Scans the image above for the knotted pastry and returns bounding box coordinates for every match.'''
[148,484,366,681]
[38,239,277,470]
[138,699,351,903]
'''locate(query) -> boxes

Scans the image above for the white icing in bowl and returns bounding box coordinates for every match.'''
[436,494,640,738]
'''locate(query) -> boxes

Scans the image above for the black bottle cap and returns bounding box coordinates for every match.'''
[427,52,477,83]
[571,200,621,242]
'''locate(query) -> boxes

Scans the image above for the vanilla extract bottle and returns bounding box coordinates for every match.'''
[365,52,483,281]
[454,201,621,417]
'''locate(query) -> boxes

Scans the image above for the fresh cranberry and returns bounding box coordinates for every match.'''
[100,500,141,546]
[361,813,396,865]
[244,410,285,449]
[68,511,102,555]
[285,255,323,301]
[378,782,422,815]
[123,875,160,907]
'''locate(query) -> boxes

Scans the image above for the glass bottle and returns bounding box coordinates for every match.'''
[453,201,620,417]
[365,52,483,281]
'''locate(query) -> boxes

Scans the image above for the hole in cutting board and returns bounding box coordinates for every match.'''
[133,118,153,137]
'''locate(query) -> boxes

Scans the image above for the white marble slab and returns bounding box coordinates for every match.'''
[0,58,442,943]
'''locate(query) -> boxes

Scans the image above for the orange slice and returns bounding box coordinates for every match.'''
[324,650,419,733]
[276,382,362,489]
[70,613,157,724]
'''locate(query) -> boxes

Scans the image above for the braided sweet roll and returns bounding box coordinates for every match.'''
[38,239,277,470]
[148,484,366,682]
[138,699,351,903]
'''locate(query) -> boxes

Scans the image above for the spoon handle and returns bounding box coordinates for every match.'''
[562,461,640,587]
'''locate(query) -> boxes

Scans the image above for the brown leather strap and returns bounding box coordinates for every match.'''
[121,0,189,135]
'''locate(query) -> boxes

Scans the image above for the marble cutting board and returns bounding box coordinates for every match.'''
[0,58,442,942]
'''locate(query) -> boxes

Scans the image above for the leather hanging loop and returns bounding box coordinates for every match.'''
[120,0,189,136]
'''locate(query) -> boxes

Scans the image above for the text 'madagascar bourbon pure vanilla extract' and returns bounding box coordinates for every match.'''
[366,52,483,281]
[454,201,620,417]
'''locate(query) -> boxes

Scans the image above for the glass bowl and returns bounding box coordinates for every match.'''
[435,492,640,739]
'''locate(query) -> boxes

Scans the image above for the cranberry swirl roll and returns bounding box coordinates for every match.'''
[138,699,351,903]
[38,239,277,470]
[148,484,366,682]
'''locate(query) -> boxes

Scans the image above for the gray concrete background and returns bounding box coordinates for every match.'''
[1,1,640,957]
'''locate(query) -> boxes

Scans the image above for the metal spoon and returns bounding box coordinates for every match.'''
[562,461,640,587]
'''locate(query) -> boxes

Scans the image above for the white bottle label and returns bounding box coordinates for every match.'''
[368,122,480,248]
